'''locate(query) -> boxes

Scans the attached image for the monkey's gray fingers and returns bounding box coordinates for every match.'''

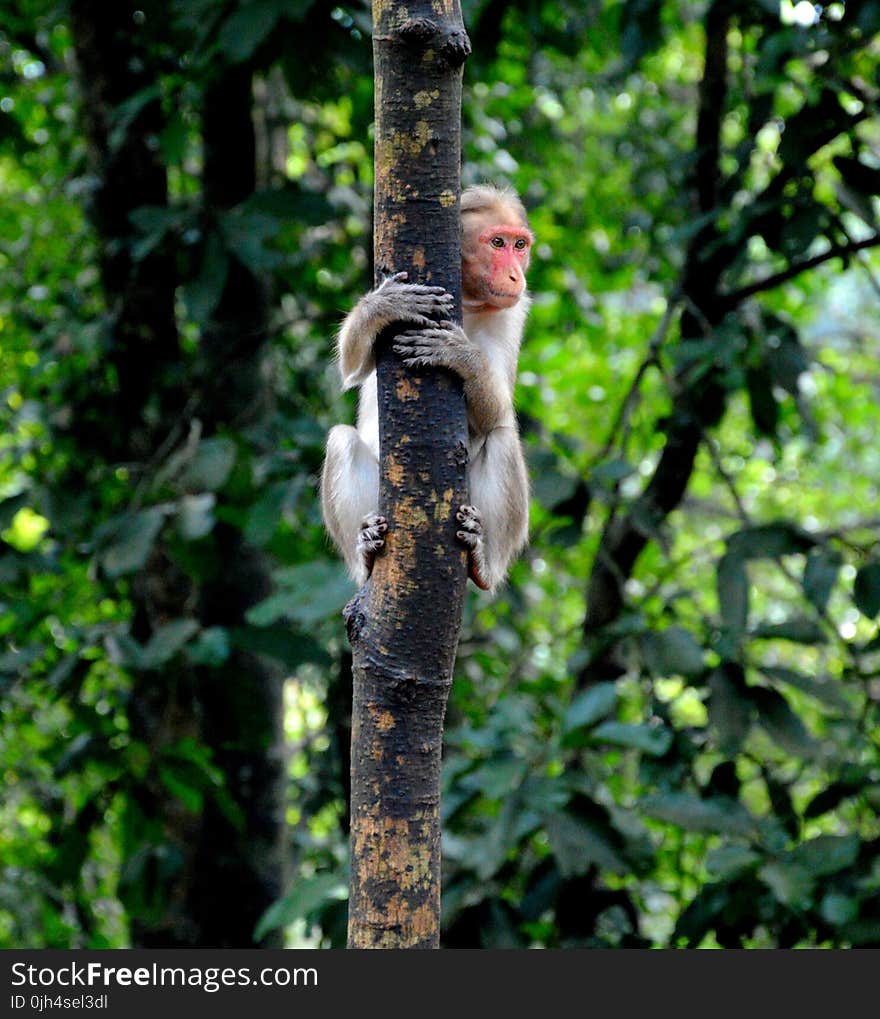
[405,283,450,297]
[456,504,483,533]
[393,330,449,368]
[394,327,451,347]
[357,513,388,550]
[403,289,455,318]
[356,514,388,577]
[381,287,452,322]
[455,507,490,591]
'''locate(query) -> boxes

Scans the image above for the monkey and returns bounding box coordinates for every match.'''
[320,184,532,592]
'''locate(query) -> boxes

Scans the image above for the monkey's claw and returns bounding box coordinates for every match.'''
[379,277,455,320]
[356,513,388,577]
[456,505,490,590]
[456,504,483,543]
[393,326,456,368]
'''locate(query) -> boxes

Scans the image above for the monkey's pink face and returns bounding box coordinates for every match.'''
[462,219,533,311]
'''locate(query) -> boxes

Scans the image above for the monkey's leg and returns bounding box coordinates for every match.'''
[456,504,490,590]
[466,427,529,591]
[321,424,380,584]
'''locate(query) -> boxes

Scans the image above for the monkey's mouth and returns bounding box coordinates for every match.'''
[485,289,521,308]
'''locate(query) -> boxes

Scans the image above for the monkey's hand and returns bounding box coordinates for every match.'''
[339,274,455,389]
[363,273,454,331]
[394,322,511,433]
[393,320,477,375]
[456,504,490,591]
[356,513,388,579]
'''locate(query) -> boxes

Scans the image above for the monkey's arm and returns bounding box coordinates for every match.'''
[393,323,514,434]
[337,274,454,389]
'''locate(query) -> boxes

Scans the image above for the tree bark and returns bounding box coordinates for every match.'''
[346,0,471,950]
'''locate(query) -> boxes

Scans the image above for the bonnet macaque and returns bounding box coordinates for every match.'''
[321,184,532,591]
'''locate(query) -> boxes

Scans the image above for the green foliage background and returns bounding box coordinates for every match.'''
[2,0,880,948]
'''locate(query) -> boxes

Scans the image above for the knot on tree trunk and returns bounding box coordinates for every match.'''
[393,17,471,66]
[440,29,471,67]
[344,589,368,643]
[451,439,469,469]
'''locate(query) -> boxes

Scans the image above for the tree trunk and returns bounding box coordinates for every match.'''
[346,0,471,950]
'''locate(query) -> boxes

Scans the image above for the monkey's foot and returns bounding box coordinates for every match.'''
[356,514,387,577]
[456,504,490,591]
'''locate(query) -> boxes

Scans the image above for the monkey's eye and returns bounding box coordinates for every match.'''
[490,236,505,249]
[514,238,527,250]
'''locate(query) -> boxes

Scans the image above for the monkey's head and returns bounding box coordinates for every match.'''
[460,185,533,312]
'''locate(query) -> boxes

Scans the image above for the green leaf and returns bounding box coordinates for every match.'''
[804,778,864,819]
[247,561,354,626]
[705,845,760,878]
[105,632,146,670]
[562,682,618,736]
[746,367,779,437]
[834,156,880,229]
[640,626,704,678]
[0,491,28,530]
[54,733,98,777]
[840,920,880,946]
[590,458,635,487]
[803,547,842,613]
[726,522,815,560]
[159,110,188,166]
[183,231,229,324]
[142,619,199,669]
[766,327,809,394]
[230,625,330,668]
[254,871,347,941]
[642,793,754,835]
[673,883,730,947]
[466,795,535,881]
[158,764,203,813]
[789,834,860,877]
[545,810,628,876]
[820,892,859,927]
[751,686,818,757]
[177,493,216,540]
[708,664,752,754]
[761,665,848,711]
[461,756,527,800]
[759,861,814,908]
[216,0,285,62]
[101,507,167,577]
[244,483,289,546]
[854,561,880,619]
[752,615,827,644]
[186,627,230,667]
[179,437,237,494]
[589,721,673,757]
[717,552,749,640]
